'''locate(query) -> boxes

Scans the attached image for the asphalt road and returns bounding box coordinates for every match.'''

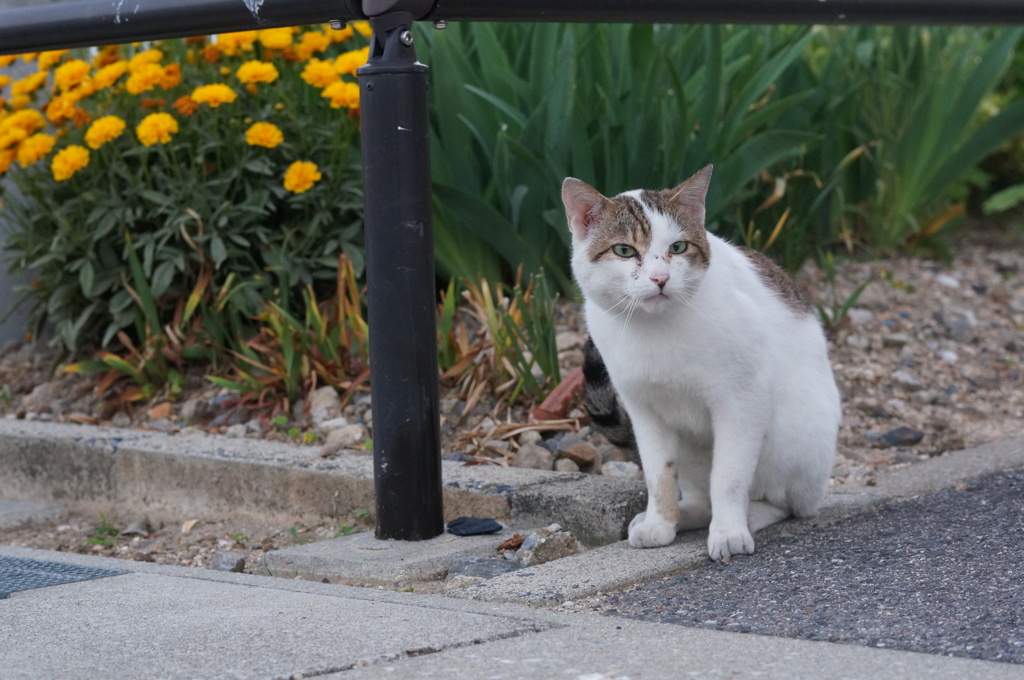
[598,468,1024,665]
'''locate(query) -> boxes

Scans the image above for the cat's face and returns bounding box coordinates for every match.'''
[563,165,713,316]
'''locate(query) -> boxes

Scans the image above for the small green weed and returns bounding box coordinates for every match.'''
[83,514,120,547]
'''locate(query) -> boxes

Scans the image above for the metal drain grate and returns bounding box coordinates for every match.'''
[0,556,127,599]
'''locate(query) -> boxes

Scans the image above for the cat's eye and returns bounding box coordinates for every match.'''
[612,244,637,258]
[669,241,689,255]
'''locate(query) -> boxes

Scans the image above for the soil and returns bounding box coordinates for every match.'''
[2,224,1024,576]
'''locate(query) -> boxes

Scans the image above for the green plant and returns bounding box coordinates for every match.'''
[1,27,369,356]
[288,526,309,544]
[227,531,249,546]
[420,22,818,284]
[814,252,873,330]
[83,514,120,547]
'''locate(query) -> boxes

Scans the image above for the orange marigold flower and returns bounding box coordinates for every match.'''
[300,59,338,88]
[92,45,122,69]
[51,144,89,181]
[191,83,237,107]
[203,44,221,63]
[53,59,90,91]
[283,160,321,194]
[160,63,181,90]
[184,36,207,46]
[217,30,257,56]
[93,60,129,90]
[321,80,360,110]
[37,49,69,70]
[135,112,178,146]
[244,121,283,148]
[172,95,199,116]
[45,95,78,124]
[258,27,294,50]
[1,109,45,135]
[85,115,126,149]
[126,63,165,95]
[236,60,279,85]
[71,108,91,128]
[141,97,166,109]
[128,49,163,72]
[16,132,56,166]
[10,72,48,97]
[333,47,370,76]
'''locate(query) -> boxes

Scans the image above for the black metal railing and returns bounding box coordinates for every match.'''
[1,0,1022,541]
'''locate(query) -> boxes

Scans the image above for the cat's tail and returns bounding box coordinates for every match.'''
[582,336,639,464]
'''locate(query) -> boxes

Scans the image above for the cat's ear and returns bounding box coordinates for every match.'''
[562,177,608,241]
[668,164,713,225]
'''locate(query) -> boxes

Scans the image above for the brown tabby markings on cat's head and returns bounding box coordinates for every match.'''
[638,188,711,270]
[584,195,652,263]
[738,247,813,316]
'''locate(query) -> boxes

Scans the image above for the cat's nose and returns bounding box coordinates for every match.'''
[650,271,669,288]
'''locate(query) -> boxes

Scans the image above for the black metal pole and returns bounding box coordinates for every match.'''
[358,11,444,541]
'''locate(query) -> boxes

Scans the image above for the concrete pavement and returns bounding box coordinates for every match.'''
[1,420,1023,678]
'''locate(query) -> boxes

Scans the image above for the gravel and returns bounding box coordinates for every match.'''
[570,468,1024,665]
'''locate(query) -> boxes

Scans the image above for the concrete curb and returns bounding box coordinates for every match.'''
[0,419,644,545]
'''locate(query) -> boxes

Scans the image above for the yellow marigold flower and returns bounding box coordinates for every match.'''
[283,160,321,194]
[135,112,178,146]
[321,80,360,110]
[37,49,69,70]
[2,109,45,135]
[85,115,126,149]
[0,127,27,151]
[300,59,338,88]
[128,49,163,72]
[93,60,129,90]
[244,121,283,148]
[9,95,31,110]
[173,95,199,116]
[16,132,55,167]
[126,62,165,95]
[53,59,90,91]
[352,21,373,38]
[0,55,17,68]
[21,53,38,63]
[51,144,89,181]
[0,148,16,175]
[324,24,354,43]
[10,71,48,97]
[0,75,11,89]
[217,30,257,56]
[295,30,330,60]
[334,47,370,76]
[191,83,237,107]
[258,27,294,50]
[236,60,279,85]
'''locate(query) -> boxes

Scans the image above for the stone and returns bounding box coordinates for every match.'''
[511,442,553,470]
[147,418,178,433]
[518,429,543,445]
[308,386,342,425]
[179,397,208,423]
[225,423,247,438]
[890,369,922,391]
[846,308,874,326]
[935,273,960,288]
[937,350,959,363]
[555,331,584,352]
[447,555,525,579]
[326,423,368,449]
[948,317,976,343]
[873,426,925,449]
[555,458,580,473]
[557,441,602,474]
[317,416,350,433]
[882,333,910,348]
[147,402,173,420]
[21,380,62,414]
[444,574,485,592]
[512,525,585,566]
[210,551,246,572]
[111,412,131,428]
[602,461,641,478]
[846,334,870,350]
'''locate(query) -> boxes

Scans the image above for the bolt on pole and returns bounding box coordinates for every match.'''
[357,10,445,541]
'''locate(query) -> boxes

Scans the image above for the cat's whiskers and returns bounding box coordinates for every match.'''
[616,294,642,348]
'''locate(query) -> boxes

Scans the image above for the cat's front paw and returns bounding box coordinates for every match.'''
[628,512,677,548]
[707,523,755,561]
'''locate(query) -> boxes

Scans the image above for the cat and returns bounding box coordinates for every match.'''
[563,165,841,561]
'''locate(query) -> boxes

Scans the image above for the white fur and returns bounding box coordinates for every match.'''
[569,187,840,561]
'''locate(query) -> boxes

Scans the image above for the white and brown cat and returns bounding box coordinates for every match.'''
[564,165,840,561]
